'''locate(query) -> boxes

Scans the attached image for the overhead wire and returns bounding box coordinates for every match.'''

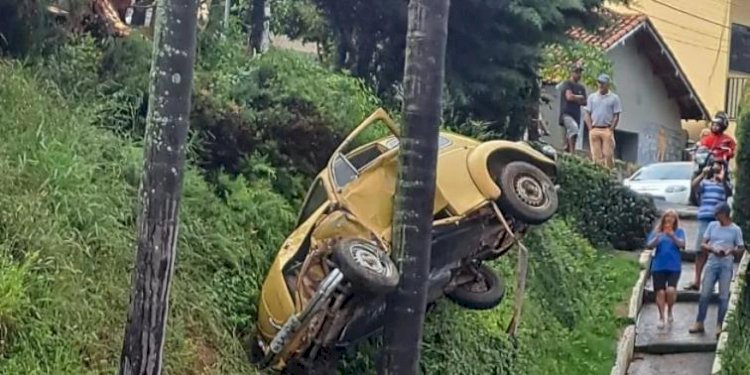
[651,0,730,29]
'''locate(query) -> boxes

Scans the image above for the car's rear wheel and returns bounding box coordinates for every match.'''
[446,264,505,310]
[496,161,558,225]
[332,239,399,294]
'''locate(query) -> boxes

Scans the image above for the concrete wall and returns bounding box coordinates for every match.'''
[608,1,730,116]
[540,40,687,166]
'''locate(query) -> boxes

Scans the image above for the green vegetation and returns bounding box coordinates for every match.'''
[720,83,750,374]
[274,0,627,139]
[0,62,293,374]
[557,155,658,251]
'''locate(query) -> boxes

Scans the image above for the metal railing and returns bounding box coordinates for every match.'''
[725,76,749,120]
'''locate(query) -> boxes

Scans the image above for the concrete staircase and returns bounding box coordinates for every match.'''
[626,211,738,375]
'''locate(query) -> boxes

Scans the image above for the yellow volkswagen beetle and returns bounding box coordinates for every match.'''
[246,108,559,373]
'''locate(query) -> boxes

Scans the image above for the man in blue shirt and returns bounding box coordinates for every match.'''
[686,162,729,291]
[689,202,745,335]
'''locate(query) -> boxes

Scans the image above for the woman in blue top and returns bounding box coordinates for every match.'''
[646,209,686,329]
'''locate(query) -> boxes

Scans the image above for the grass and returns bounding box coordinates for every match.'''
[0,61,295,374]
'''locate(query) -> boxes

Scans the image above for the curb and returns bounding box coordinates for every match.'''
[611,249,652,375]
[610,325,635,375]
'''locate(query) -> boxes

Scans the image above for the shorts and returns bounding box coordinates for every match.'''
[652,271,681,291]
[561,114,579,139]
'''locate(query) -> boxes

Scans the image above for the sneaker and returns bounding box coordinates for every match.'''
[657,319,665,329]
[668,315,674,324]
[689,323,705,334]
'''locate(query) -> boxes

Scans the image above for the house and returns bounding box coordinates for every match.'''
[539,11,709,166]
[609,0,750,142]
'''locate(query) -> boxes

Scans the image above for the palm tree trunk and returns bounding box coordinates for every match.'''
[379,0,451,374]
[118,0,198,374]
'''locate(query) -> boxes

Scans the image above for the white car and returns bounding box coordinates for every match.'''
[623,162,694,205]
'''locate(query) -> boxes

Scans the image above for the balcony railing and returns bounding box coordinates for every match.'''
[726,76,749,120]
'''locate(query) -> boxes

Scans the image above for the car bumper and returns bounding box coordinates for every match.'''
[635,190,690,205]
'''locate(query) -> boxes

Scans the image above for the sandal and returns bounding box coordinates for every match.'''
[685,283,700,291]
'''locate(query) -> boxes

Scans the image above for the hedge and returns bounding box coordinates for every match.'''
[720,82,750,374]
[557,155,658,251]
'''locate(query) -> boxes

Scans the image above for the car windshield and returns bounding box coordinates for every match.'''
[631,163,693,181]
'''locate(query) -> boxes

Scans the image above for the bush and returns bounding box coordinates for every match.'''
[0,61,295,374]
[191,48,381,202]
[734,84,750,239]
[556,155,658,250]
[720,82,750,375]
[340,219,639,374]
[36,32,381,203]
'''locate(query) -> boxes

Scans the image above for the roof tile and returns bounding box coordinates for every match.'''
[566,11,647,49]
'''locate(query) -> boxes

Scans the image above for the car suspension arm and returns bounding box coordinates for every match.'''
[491,202,528,338]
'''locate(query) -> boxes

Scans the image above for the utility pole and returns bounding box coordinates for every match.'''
[118,0,198,374]
[379,0,451,374]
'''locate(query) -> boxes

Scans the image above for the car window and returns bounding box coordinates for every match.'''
[331,135,453,190]
[332,154,359,189]
[631,164,693,181]
[346,144,385,170]
[297,177,328,225]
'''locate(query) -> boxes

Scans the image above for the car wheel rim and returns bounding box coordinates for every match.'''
[466,278,490,293]
[350,244,391,276]
[514,175,548,208]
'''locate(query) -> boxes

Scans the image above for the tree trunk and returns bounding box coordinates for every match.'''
[131,0,152,26]
[118,0,198,374]
[379,0,450,374]
[248,0,270,53]
[92,0,131,36]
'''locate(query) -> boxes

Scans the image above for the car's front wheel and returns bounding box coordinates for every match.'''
[496,161,558,225]
[332,239,399,294]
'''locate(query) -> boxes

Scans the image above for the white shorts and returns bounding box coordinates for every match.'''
[561,115,580,139]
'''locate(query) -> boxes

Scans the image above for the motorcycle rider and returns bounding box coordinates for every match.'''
[698,112,736,169]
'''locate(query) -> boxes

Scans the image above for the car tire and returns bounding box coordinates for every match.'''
[496,161,558,225]
[446,264,505,310]
[332,239,399,295]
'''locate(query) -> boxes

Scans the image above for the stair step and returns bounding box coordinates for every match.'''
[627,352,714,375]
[635,302,719,354]
[643,290,718,303]
[643,262,739,303]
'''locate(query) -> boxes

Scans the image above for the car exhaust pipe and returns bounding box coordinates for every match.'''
[258,268,345,369]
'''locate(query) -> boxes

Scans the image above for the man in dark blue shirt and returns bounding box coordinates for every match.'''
[558,63,587,153]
